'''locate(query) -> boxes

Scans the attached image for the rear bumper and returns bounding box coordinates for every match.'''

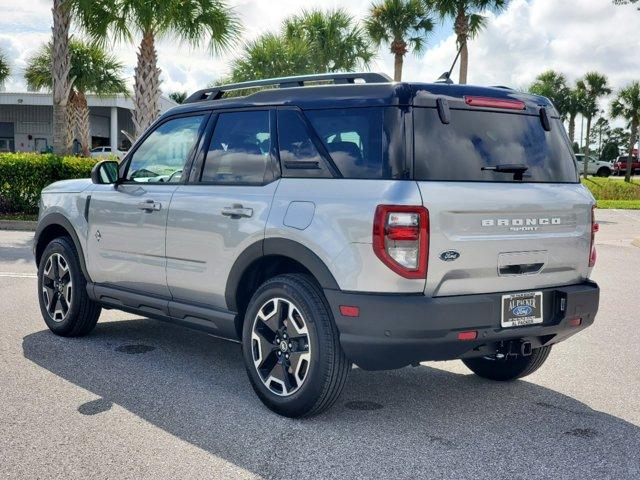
[324,281,599,370]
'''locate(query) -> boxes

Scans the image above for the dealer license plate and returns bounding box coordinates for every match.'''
[501,291,543,328]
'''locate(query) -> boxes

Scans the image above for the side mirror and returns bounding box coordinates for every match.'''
[91,160,119,185]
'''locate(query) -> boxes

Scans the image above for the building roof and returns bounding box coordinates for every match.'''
[0,91,177,111]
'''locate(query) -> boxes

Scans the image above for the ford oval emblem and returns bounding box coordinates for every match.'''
[439,250,460,262]
[512,305,533,317]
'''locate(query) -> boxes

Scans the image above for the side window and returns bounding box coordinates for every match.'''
[277,109,332,178]
[306,107,384,179]
[126,115,205,183]
[201,110,271,184]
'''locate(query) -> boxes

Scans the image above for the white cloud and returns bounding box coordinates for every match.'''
[1,0,638,105]
[402,0,639,92]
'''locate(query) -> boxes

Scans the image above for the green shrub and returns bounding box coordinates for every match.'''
[0,152,96,214]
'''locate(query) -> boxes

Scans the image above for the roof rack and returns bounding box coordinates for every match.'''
[183,72,392,103]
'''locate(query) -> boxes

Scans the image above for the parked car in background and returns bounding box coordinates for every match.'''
[574,154,613,177]
[613,155,640,176]
[90,146,126,160]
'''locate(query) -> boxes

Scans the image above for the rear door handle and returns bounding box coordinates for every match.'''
[221,204,253,218]
[137,199,162,212]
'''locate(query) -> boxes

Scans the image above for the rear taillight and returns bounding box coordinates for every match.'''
[589,205,598,267]
[373,205,429,279]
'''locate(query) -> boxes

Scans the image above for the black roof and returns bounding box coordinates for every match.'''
[162,72,556,120]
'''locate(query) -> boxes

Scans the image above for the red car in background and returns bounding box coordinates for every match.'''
[614,155,640,176]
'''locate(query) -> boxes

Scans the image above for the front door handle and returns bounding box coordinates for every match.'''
[221,204,253,219]
[137,199,162,212]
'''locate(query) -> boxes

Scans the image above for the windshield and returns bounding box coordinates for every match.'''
[413,108,578,183]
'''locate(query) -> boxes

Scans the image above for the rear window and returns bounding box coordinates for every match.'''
[414,108,578,183]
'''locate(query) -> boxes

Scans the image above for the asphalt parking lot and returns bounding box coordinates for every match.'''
[1,210,639,479]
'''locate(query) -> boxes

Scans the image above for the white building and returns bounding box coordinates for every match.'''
[0,92,177,153]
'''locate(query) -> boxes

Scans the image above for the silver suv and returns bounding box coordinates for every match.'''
[34,73,600,417]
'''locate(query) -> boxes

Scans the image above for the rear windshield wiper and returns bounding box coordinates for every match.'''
[482,163,528,181]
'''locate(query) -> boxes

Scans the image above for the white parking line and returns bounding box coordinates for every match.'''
[0,272,37,278]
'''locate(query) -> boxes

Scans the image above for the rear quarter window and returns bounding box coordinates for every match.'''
[305,107,406,180]
[413,108,578,183]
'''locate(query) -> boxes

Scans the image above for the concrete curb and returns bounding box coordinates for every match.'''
[0,220,37,231]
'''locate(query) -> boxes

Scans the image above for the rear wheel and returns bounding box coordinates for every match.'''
[37,237,101,337]
[242,274,350,417]
[462,345,552,381]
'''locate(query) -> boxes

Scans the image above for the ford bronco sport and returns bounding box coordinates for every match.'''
[34,72,600,417]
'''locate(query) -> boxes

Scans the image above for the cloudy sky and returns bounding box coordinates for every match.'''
[0,0,638,99]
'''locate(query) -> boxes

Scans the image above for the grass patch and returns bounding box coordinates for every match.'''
[596,199,640,209]
[581,177,640,205]
[0,213,38,221]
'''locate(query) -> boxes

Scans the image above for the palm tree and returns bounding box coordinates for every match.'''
[50,0,111,154]
[577,72,611,178]
[591,117,611,158]
[565,86,586,146]
[529,70,570,119]
[26,39,128,156]
[230,10,374,84]
[284,9,374,73]
[230,33,312,83]
[0,48,10,87]
[98,0,240,139]
[430,0,508,84]
[168,91,187,104]
[610,81,640,182]
[365,0,434,82]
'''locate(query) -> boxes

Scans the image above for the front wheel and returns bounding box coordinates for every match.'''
[37,237,101,337]
[462,345,552,381]
[242,274,350,417]
[596,167,611,177]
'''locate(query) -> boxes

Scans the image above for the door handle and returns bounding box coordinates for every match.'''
[137,199,162,212]
[221,204,253,218]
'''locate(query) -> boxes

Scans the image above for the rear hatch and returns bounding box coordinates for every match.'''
[412,91,594,297]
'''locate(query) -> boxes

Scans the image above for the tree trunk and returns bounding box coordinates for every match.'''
[568,113,576,144]
[132,31,161,139]
[583,116,592,178]
[393,53,403,82]
[458,41,468,84]
[625,118,638,183]
[75,91,91,157]
[390,39,407,82]
[66,90,77,153]
[454,10,469,84]
[51,0,72,155]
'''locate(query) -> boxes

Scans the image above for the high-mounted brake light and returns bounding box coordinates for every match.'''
[373,205,429,279]
[464,96,526,110]
[589,205,598,267]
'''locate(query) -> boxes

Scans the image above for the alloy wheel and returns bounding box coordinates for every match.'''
[251,297,311,396]
[41,253,72,322]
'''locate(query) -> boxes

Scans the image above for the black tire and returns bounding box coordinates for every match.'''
[462,345,552,381]
[241,274,350,417]
[37,236,101,337]
[596,167,611,177]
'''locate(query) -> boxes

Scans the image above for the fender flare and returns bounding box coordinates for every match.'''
[224,238,339,312]
[34,213,91,282]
